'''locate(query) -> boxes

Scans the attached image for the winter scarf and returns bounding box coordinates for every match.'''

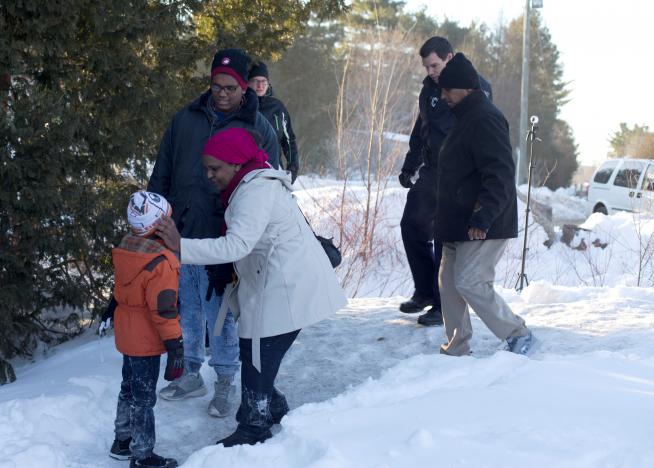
[219,159,270,210]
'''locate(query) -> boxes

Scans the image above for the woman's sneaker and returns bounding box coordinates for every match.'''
[109,437,132,460]
[159,373,207,401]
[207,375,236,417]
[129,453,177,468]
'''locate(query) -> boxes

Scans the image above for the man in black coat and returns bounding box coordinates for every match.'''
[248,61,300,183]
[148,48,280,414]
[398,37,492,326]
[435,53,533,356]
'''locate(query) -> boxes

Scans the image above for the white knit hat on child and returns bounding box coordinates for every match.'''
[127,191,172,237]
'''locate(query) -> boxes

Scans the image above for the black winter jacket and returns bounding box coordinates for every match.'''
[147,88,280,239]
[258,86,299,174]
[402,75,492,174]
[435,90,518,242]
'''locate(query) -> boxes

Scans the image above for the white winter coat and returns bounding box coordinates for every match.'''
[181,169,347,370]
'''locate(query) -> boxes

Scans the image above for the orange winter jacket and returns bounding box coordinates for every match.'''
[112,234,181,356]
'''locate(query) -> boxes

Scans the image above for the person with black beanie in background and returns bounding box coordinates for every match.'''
[248,61,300,183]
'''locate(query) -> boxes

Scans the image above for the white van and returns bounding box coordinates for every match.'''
[588,158,654,214]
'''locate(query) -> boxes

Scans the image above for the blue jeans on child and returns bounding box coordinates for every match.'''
[179,264,239,377]
[114,355,160,460]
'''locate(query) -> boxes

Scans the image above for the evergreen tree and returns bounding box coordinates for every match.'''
[488,12,578,188]
[609,123,654,159]
[0,0,344,383]
[269,17,345,171]
[1,0,209,383]
[348,0,406,29]
[196,0,345,59]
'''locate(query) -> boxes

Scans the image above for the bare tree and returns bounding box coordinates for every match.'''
[303,27,419,296]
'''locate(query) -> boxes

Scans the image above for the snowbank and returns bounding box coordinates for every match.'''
[519,185,590,224]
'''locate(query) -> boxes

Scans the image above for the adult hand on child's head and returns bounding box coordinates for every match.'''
[156,216,181,254]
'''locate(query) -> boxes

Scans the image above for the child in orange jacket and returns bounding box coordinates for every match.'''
[108,191,183,468]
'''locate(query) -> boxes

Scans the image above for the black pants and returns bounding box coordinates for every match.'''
[236,329,300,437]
[400,165,442,307]
[114,355,160,460]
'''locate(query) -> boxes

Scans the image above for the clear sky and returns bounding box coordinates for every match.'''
[404,0,654,166]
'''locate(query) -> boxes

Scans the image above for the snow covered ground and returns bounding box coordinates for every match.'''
[297,176,654,293]
[2,177,654,467]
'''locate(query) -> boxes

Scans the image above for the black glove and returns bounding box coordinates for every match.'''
[163,337,184,381]
[398,170,414,188]
[288,163,299,184]
[101,296,117,322]
[98,296,118,337]
[205,263,235,301]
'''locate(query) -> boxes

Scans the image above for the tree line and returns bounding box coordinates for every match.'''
[609,123,654,159]
[270,0,578,188]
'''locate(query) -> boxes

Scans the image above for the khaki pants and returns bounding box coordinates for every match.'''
[439,239,528,356]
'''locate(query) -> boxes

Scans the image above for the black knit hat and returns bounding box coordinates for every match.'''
[438,53,480,90]
[248,61,269,80]
[211,48,251,90]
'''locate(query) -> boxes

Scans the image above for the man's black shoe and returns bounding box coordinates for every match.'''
[399,296,433,313]
[417,307,443,326]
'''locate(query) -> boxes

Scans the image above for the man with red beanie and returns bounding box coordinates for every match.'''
[147,48,279,416]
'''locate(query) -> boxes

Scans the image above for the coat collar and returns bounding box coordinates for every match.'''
[422,76,440,93]
[451,89,486,118]
[225,169,293,206]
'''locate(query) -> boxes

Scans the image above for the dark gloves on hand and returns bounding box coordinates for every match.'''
[98,296,118,337]
[398,170,414,188]
[163,337,184,381]
[205,263,235,301]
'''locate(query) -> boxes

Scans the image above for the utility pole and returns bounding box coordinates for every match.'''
[518,0,542,185]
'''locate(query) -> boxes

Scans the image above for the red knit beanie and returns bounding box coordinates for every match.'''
[211,49,250,91]
[203,128,270,165]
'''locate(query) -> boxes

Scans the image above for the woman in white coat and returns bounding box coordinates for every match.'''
[156,127,346,447]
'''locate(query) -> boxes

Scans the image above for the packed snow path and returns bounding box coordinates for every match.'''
[2,283,654,467]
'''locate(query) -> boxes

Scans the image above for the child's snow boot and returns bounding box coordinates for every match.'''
[109,437,132,460]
